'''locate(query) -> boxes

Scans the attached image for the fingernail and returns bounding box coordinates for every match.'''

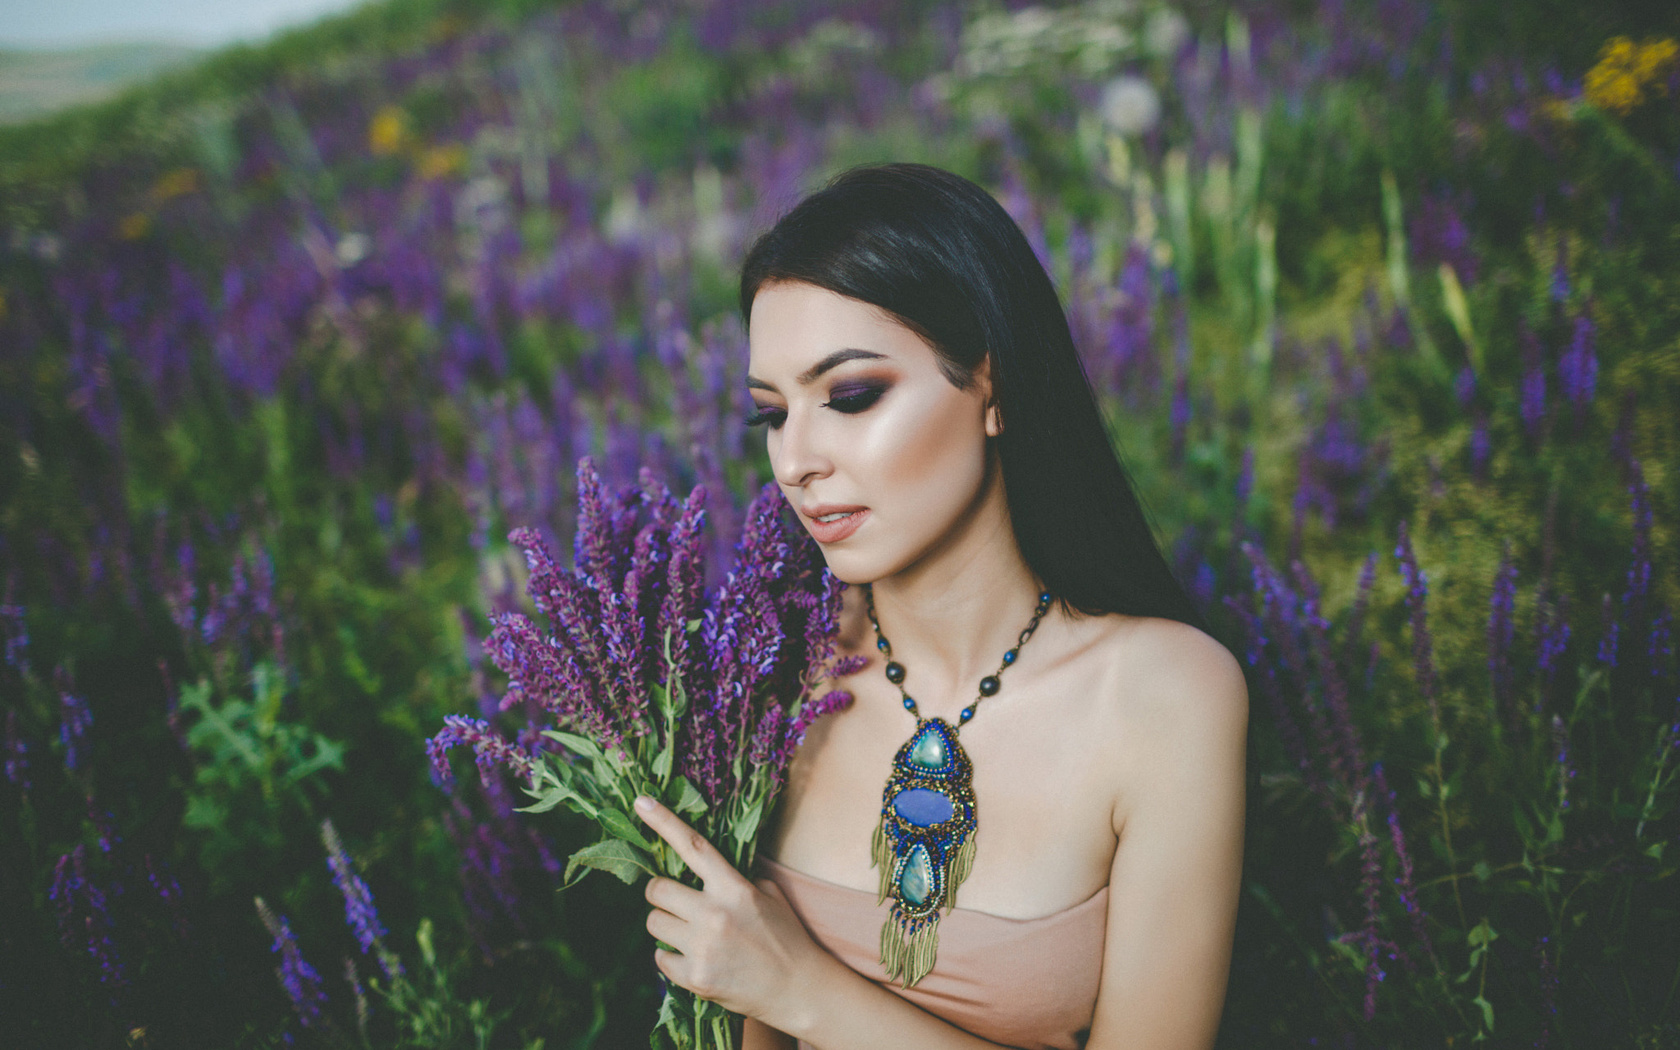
[634,796,654,813]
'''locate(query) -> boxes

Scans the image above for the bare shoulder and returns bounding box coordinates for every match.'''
[1086,614,1247,727]
[1079,615,1249,826]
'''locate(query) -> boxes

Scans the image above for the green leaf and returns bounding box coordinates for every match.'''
[671,776,708,817]
[564,839,654,887]
[515,782,597,818]
[1467,919,1496,947]
[731,797,764,847]
[541,730,603,761]
[1472,994,1494,1031]
[598,807,656,851]
[651,745,673,780]
[686,618,702,633]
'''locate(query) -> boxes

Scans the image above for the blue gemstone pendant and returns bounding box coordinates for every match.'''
[872,717,978,988]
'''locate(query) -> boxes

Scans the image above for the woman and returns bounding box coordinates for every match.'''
[633,163,1247,1049]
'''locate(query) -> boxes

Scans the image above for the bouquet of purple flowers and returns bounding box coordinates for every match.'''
[429,458,862,1049]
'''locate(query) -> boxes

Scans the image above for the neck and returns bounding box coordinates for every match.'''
[866,462,1044,717]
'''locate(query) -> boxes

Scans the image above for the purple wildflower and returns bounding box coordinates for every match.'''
[1349,823,1388,1019]
[1536,935,1558,1049]
[255,897,327,1027]
[1488,543,1519,726]
[0,602,27,674]
[1649,610,1674,684]
[1550,715,1576,810]
[1372,762,1435,966]
[1536,591,1573,714]
[322,819,393,967]
[428,715,536,789]
[1469,415,1491,480]
[344,957,370,1038]
[1599,592,1621,670]
[4,708,28,791]
[145,853,191,942]
[1558,313,1598,424]
[1454,364,1476,410]
[57,673,92,773]
[1408,191,1478,284]
[1394,521,1441,729]
[49,844,124,991]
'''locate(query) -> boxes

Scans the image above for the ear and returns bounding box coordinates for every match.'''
[976,355,1003,437]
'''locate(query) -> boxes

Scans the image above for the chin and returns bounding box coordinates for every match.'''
[810,543,909,588]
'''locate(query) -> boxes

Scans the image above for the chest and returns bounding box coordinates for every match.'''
[762,672,1123,919]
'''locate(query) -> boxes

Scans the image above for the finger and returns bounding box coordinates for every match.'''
[653,946,689,989]
[646,906,687,947]
[645,875,705,919]
[634,795,743,889]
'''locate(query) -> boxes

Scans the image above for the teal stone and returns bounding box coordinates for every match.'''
[908,726,948,769]
[898,844,934,907]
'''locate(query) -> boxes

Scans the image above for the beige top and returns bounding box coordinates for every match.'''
[758,856,1108,1050]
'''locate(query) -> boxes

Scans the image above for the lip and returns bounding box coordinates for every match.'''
[801,504,869,544]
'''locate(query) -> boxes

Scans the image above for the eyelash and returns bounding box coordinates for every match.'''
[743,385,886,430]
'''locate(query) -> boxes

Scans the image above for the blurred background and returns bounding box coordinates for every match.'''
[1,0,1676,1046]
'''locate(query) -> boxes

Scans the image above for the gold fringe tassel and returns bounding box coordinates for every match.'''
[943,833,976,911]
[870,820,893,904]
[879,912,940,988]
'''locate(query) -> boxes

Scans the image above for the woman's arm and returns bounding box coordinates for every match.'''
[636,797,1035,1049]
[742,1016,795,1049]
[1085,624,1249,1050]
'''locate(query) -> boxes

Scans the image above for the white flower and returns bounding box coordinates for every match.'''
[1143,8,1190,58]
[1099,75,1161,136]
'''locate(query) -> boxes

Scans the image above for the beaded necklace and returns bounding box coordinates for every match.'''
[863,584,1053,988]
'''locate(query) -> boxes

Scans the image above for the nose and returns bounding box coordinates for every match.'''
[769,405,832,489]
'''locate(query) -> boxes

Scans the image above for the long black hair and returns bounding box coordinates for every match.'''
[739,162,1207,634]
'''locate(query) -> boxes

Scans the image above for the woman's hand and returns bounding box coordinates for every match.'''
[634,794,823,1025]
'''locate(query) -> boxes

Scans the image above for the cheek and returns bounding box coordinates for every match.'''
[856,390,988,529]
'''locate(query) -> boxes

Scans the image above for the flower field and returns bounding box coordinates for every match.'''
[1,0,1676,1046]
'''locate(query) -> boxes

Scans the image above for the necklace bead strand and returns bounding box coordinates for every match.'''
[863,587,1052,727]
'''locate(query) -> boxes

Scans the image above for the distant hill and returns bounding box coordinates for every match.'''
[0,43,202,123]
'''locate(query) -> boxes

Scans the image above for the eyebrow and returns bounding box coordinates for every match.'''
[745,348,888,391]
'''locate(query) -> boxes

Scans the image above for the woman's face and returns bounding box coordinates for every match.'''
[745,280,1002,584]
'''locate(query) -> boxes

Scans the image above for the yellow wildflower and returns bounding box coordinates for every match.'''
[417,144,467,180]
[369,106,411,156]
[1584,36,1679,114]
[149,167,200,203]
[118,213,152,240]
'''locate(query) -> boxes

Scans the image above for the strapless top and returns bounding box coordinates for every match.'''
[757,856,1108,1050]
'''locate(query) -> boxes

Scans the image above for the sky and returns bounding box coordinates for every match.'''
[0,0,371,50]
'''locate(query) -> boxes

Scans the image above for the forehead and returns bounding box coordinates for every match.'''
[747,281,933,376]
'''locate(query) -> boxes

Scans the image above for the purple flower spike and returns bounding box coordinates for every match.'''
[1559,314,1597,414]
[255,897,328,1027]
[49,844,125,992]
[322,819,392,964]
[57,675,92,773]
[1488,544,1519,726]
[0,602,28,674]
[428,714,536,789]
[4,708,28,791]
[1394,521,1440,728]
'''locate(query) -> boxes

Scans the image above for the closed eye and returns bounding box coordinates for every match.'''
[743,405,786,429]
[822,384,886,413]
[742,383,888,429]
